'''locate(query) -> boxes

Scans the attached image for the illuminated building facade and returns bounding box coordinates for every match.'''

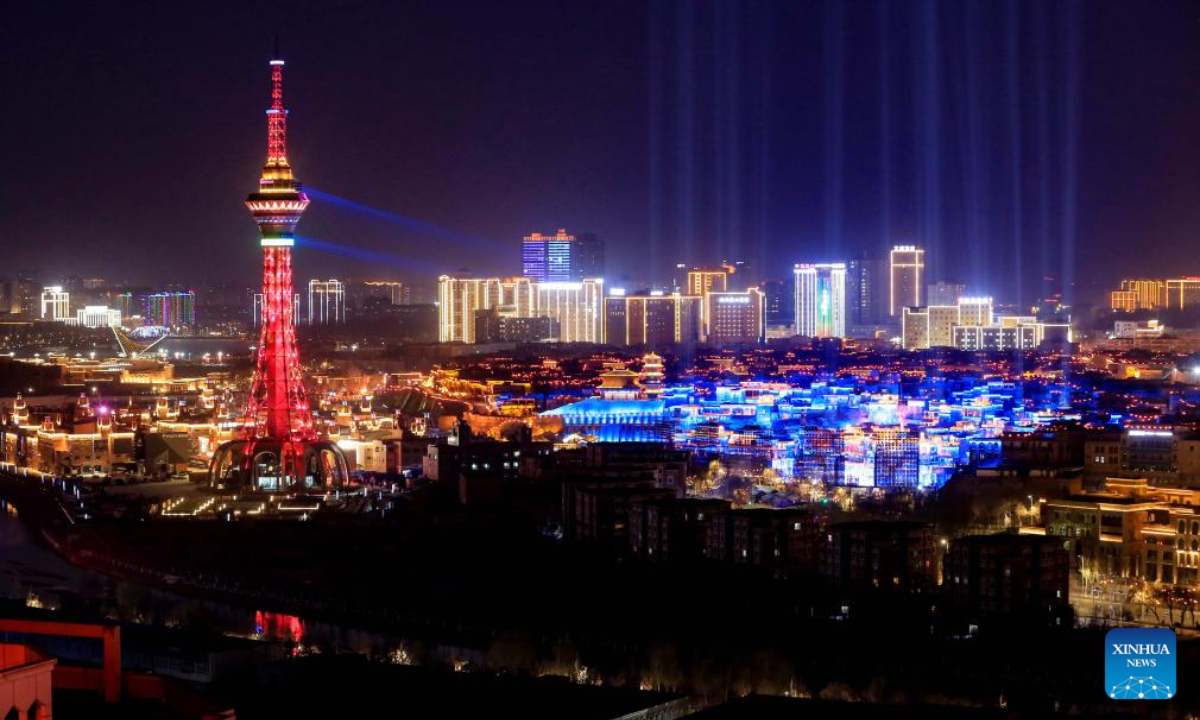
[686,268,730,297]
[145,291,196,327]
[209,57,348,493]
[952,323,1037,351]
[307,279,346,324]
[362,280,404,305]
[889,245,924,317]
[40,286,70,321]
[688,267,735,339]
[1166,278,1200,310]
[1,276,37,318]
[1122,279,1165,310]
[1026,479,1200,586]
[901,297,994,350]
[522,229,574,282]
[72,305,122,329]
[1110,290,1138,313]
[437,276,536,343]
[705,289,764,345]
[604,293,702,347]
[534,279,604,343]
[793,263,846,338]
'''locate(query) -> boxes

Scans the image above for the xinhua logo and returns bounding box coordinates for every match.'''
[1105,628,1176,700]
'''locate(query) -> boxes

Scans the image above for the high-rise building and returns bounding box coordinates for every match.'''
[144,291,196,327]
[534,279,605,343]
[522,229,575,282]
[210,56,349,493]
[40,286,70,321]
[846,253,885,327]
[1165,278,1200,310]
[705,288,764,345]
[605,293,702,347]
[686,268,730,297]
[1121,279,1165,310]
[793,263,846,338]
[7,276,37,319]
[889,245,924,317]
[112,292,137,322]
[573,232,605,281]
[438,276,536,343]
[926,281,965,307]
[760,277,795,330]
[0,278,35,317]
[308,279,346,324]
[687,267,733,339]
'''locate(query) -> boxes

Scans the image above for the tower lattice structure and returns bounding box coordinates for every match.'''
[243,58,317,443]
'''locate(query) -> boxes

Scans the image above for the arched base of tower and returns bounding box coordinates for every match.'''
[208,438,349,493]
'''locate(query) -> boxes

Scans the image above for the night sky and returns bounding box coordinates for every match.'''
[2,0,1199,305]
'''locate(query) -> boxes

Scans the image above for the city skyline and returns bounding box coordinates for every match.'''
[4,7,1200,714]
[3,1,1200,306]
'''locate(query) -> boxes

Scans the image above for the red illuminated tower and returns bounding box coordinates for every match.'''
[211,57,347,493]
[244,58,313,441]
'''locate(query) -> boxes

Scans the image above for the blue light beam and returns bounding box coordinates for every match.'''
[294,235,445,274]
[305,187,507,252]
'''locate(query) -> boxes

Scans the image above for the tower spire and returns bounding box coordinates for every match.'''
[265,57,289,170]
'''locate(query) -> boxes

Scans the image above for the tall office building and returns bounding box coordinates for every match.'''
[889,245,924,317]
[605,293,702,347]
[793,263,846,338]
[705,288,764,345]
[0,278,35,317]
[573,233,605,280]
[145,291,197,327]
[1121,279,1165,310]
[686,268,730,296]
[1165,278,1200,310]
[308,279,346,324]
[761,277,796,329]
[438,276,537,343]
[522,229,574,283]
[534,279,605,343]
[846,253,885,327]
[40,286,70,321]
[687,267,733,339]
